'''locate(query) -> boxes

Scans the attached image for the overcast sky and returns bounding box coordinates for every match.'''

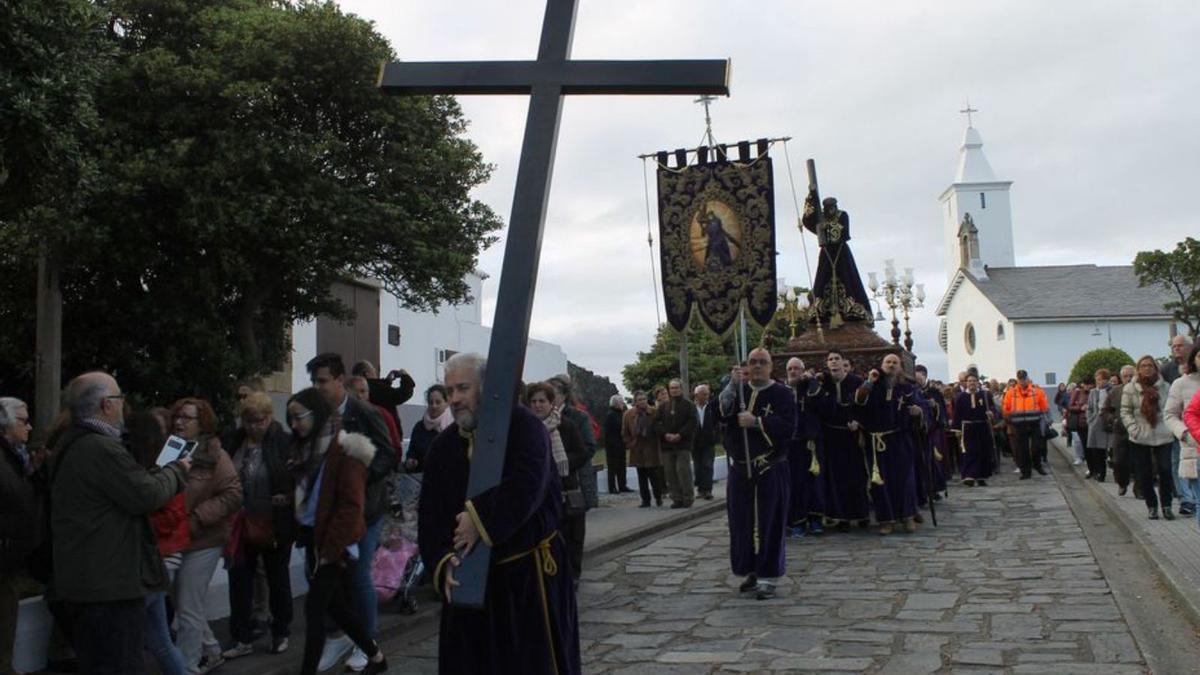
[340,0,1198,388]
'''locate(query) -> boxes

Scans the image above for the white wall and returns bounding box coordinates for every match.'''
[940,182,1015,280]
[941,278,1015,381]
[1013,318,1179,386]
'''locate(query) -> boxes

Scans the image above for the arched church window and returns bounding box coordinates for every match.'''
[964,322,977,355]
[996,322,1006,341]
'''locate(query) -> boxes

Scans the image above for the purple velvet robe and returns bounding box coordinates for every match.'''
[788,378,826,525]
[855,379,929,523]
[417,407,581,675]
[814,373,870,523]
[954,390,996,480]
[915,384,949,502]
[720,380,795,579]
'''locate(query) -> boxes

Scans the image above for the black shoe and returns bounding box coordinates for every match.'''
[738,575,758,592]
[638,502,650,508]
[620,487,636,493]
[670,502,684,509]
[47,659,79,673]
[977,480,988,486]
[912,512,925,524]
[755,585,776,600]
[1034,465,1047,476]
[1164,507,1176,520]
[656,499,663,507]
[1118,485,1127,496]
[1180,503,1195,516]
[1019,474,1031,480]
[836,521,851,533]
[1149,507,1160,520]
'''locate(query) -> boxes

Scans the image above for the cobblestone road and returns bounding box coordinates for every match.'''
[392,468,1152,674]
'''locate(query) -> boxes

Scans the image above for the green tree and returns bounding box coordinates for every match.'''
[0,0,502,409]
[1134,237,1200,337]
[1069,347,1135,386]
[621,313,793,394]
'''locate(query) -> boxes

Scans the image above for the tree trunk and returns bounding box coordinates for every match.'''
[33,243,62,448]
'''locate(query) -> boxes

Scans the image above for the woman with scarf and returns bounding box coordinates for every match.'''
[1121,356,1176,520]
[525,382,589,583]
[953,374,995,486]
[405,385,452,473]
[287,388,389,675]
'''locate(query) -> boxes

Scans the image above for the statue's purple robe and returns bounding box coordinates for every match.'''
[915,384,949,503]
[814,373,870,523]
[855,378,929,523]
[720,380,795,578]
[788,378,826,526]
[954,390,996,480]
[417,406,581,675]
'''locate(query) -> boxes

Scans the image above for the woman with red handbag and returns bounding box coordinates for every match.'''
[222,392,296,660]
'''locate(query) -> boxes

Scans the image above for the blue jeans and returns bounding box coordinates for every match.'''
[1173,441,1192,506]
[145,591,185,675]
[349,517,383,638]
[1189,479,1200,527]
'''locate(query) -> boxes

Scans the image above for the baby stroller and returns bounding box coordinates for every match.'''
[373,472,426,614]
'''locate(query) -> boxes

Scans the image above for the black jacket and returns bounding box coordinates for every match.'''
[367,372,416,412]
[603,408,625,453]
[654,397,697,452]
[407,420,439,473]
[0,437,36,573]
[559,417,588,491]
[693,400,719,451]
[340,395,396,523]
[226,421,296,545]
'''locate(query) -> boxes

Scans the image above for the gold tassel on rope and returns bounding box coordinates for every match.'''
[808,440,821,476]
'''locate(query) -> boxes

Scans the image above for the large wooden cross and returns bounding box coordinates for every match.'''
[379,0,729,608]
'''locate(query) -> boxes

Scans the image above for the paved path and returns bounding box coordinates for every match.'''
[387,467,1154,673]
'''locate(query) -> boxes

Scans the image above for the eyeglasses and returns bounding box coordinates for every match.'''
[174,414,199,422]
[14,417,31,427]
[105,394,125,401]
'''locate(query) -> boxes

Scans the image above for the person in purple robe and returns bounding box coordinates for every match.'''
[913,365,949,514]
[719,347,795,600]
[417,353,581,675]
[785,357,826,538]
[954,373,996,486]
[854,353,929,535]
[813,350,870,532]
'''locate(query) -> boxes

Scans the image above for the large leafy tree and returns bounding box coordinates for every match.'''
[0,0,501,408]
[1134,237,1200,338]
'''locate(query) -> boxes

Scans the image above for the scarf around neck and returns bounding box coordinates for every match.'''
[542,409,569,477]
[1138,375,1162,427]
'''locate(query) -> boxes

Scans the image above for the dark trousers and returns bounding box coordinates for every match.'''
[66,598,145,675]
[561,511,586,582]
[1085,445,1107,481]
[1111,440,1132,489]
[692,443,715,495]
[1131,442,1174,510]
[636,467,664,505]
[301,549,378,675]
[606,447,628,492]
[229,542,295,644]
[1013,422,1044,477]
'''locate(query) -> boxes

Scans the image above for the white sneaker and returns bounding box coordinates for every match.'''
[1072,458,1082,465]
[345,647,369,672]
[318,634,354,672]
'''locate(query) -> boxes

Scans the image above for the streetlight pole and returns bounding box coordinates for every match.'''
[869,260,924,352]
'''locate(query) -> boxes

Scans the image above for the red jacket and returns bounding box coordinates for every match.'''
[1185,389,1200,447]
[151,492,191,557]
[372,403,404,462]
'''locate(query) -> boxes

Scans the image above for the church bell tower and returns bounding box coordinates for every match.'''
[939,108,1015,280]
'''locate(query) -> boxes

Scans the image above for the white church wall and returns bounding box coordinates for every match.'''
[941,279,1014,381]
[1012,319,1178,386]
[940,183,1015,280]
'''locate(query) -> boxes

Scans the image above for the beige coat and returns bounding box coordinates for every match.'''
[1120,379,1175,447]
[622,408,661,468]
[184,436,242,551]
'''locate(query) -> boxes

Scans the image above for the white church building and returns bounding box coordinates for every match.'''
[935,123,1180,386]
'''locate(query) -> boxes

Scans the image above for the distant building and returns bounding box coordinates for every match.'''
[935,123,1180,385]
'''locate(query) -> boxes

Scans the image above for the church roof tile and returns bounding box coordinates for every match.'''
[965,264,1174,320]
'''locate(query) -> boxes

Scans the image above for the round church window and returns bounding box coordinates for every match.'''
[964,322,977,355]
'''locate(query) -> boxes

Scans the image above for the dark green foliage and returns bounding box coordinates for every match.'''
[1134,237,1200,338]
[0,0,501,411]
[1069,347,1135,386]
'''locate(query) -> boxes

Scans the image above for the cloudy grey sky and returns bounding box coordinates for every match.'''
[341,0,1198,388]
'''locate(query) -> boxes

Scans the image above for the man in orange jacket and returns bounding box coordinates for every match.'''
[1003,369,1049,479]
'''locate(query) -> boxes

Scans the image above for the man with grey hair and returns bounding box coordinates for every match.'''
[692,384,718,500]
[417,353,581,673]
[51,371,190,674]
[604,394,631,493]
[655,378,697,508]
[1162,334,1193,384]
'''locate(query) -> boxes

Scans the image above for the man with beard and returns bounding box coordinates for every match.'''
[719,347,795,600]
[417,353,580,674]
[785,358,825,538]
[814,351,869,532]
[854,353,929,535]
[913,365,949,515]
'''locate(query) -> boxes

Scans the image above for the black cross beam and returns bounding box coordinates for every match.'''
[379,0,729,608]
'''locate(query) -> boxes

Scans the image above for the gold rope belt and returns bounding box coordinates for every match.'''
[497,531,562,675]
[866,430,896,487]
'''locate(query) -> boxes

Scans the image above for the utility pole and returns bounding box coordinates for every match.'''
[33,242,62,445]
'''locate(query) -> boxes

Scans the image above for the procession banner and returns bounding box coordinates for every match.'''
[656,141,777,335]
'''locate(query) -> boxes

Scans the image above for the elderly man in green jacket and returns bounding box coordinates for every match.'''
[51,371,190,674]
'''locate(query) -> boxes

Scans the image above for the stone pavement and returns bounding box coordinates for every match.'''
[389,464,1149,673]
[1049,435,1200,625]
